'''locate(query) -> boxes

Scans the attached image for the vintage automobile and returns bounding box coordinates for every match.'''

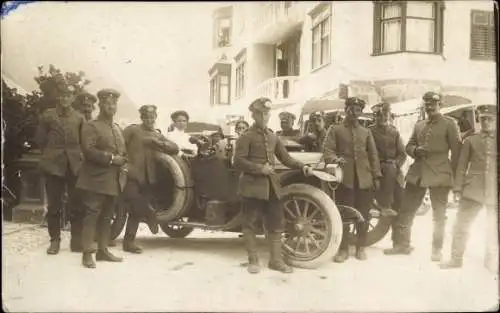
[109,127,349,269]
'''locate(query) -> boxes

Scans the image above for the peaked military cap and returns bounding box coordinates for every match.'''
[309,111,325,121]
[139,105,157,116]
[371,102,391,113]
[76,92,97,103]
[422,91,442,102]
[97,88,121,100]
[171,110,189,121]
[249,97,272,113]
[279,111,296,121]
[476,104,497,118]
[345,97,366,110]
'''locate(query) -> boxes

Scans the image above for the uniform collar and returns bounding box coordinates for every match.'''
[426,113,443,124]
[97,114,114,126]
[250,123,270,134]
[56,106,73,117]
[343,119,359,128]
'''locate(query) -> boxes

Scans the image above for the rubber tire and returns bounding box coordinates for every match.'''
[281,183,343,269]
[110,200,128,240]
[364,215,392,247]
[160,223,195,238]
[155,153,195,222]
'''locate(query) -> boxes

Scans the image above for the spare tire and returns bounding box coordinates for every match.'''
[154,153,195,222]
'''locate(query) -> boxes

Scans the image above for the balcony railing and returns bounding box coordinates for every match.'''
[252,2,303,44]
[256,76,300,104]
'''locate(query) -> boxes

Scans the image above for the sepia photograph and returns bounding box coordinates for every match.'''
[1,1,498,312]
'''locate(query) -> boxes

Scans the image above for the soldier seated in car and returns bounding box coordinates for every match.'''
[298,112,328,152]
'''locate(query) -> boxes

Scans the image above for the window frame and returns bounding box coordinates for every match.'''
[310,2,332,71]
[209,65,231,106]
[469,10,495,61]
[372,1,445,56]
[213,6,233,48]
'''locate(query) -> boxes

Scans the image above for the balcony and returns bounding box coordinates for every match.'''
[256,76,300,107]
[252,2,304,44]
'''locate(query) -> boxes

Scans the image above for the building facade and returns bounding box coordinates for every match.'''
[207,1,496,128]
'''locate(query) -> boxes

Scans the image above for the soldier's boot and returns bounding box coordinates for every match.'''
[439,258,463,269]
[431,220,445,262]
[380,208,398,217]
[123,217,143,254]
[146,204,159,235]
[383,245,414,255]
[82,252,96,269]
[355,222,368,261]
[96,249,123,262]
[431,248,442,262]
[108,239,117,247]
[334,249,349,263]
[46,239,60,255]
[243,229,261,274]
[268,233,293,273]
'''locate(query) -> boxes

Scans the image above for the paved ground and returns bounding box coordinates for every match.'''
[2,209,498,312]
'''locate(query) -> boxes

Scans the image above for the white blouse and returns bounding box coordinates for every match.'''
[165,128,198,155]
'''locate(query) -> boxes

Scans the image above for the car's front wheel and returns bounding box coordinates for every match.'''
[280,183,343,269]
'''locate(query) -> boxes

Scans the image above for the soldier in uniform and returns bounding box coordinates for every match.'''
[76,88,127,268]
[440,104,497,272]
[298,112,328,152]
[72,92,97,121]
[122,105,180,253]
[323,97,382,262]
[384,91,462,261]
[369,102,407,217]
[36,85,86,254]
[234,97,313,274]
[276,111,300,139]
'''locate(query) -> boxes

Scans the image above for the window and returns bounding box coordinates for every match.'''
[311,3,331,70]
[235,61,246,99]
[209,63,231,106]
[470,10,495,60]
[373,1,444,55]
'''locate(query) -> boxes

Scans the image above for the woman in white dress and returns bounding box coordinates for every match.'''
[165,110,198,157]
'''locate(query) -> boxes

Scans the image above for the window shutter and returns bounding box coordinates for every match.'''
[470,10,495,60]
[372,1,382,54]
[435,2,445,54]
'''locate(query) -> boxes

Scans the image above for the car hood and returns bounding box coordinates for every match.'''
[274,152,323,170]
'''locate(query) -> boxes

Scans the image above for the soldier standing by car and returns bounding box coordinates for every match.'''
[440,104,497,272]
[121,105,180,253]
[298,112,328,152]
[276,111,300,140]
[323,97,382,262]
[234,97,313,274]
[72,92,97,121]
[36,85,86,254]
[369,102,407,217]
[384,91,462,261]
[76,88,127,268]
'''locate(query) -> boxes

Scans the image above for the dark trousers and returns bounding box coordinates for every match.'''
[390,183,404,242]
[241,188,283,234]
[241,188,283,259]
[80,190,117,252]
[44,171,80,242]
[392,181,449,249]
[336,174,373,250]
[375,163,399,209]
[123,179,155,241]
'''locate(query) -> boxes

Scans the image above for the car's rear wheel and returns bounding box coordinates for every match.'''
[280,183,342,269]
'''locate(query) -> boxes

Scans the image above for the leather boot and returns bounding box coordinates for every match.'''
[243,229,261,274]
[355,247,367,261]
[334,249,349,263]
[439,258,463,269]
[146,205,159,234]
[108,239,117,247]
[123,216,142,253]
[82,252,96,268]
[431,248,442,262]
[384,245,414,255]
[268,233,293,273]
[46,240,60,255]
[96,249,123,262]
